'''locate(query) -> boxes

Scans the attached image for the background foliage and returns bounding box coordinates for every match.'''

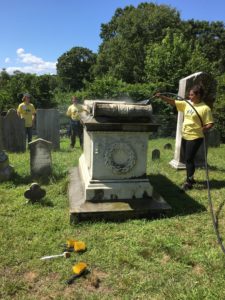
[0,2,225,138]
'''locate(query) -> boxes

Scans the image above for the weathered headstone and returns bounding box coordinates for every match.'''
[169,72,217,169]
[152,149,160,160]
[207,128,220,148]
[0,151,14,181]
[36,109,60,150]
[29,138,52,178]
[2,109,26,152]
[164,143,172,150]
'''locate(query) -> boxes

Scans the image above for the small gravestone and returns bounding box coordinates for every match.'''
[29,138,52,178]
[0,151,14,181]
[2,109,26,152]
[152,149,160,160]
[24,183,46,203]
[207,128,220,148]
[164,143,172,150]
[36,109,60,150]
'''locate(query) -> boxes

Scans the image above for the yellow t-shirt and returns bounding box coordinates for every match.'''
[66,104,84,121]
[175,100,213,140]
[17,102,36,127]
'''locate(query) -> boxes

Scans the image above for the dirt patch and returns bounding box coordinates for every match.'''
[192,264,205,275]
[24,271,38,282]
[161,254,171,265]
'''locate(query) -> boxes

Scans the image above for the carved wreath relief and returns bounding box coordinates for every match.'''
[104,142,136,174]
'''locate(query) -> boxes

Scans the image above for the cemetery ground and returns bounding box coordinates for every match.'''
[1,137,225,300]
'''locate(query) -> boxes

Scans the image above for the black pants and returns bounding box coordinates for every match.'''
[25,127,33,144]
[70,120,83,148]
[182,138,203,182]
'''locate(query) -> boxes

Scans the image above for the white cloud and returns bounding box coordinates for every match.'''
[5,57,11,63]
[5,48,56,75]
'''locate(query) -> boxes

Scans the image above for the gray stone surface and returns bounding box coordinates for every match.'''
[170,72,217,169]
[207,128,220,147]
[69,167,171,222]
[29,138,52,178]
[0,151,14,181]
[36,109,60,150]
[69,100,170,221]
[2,109,26,152]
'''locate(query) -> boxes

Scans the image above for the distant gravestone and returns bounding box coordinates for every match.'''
[152,149,160,160]
[0,151,14,181]
[29,138,52,178]
[207,128,220,148]
[2,109,26,152]
[164,143,172,150]
[36,109,60,150]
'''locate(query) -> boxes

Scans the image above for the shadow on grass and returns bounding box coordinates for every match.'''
[193,179,225,190]
[9,170,67,186]
[26,197,54,207]
[147,174,206,217]
[208,165,225,173]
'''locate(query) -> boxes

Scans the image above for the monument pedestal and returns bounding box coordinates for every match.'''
[69,101,171,222]
[69,168,171,222]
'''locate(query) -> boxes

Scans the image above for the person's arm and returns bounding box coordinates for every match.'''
[17,105,21,117]
[154,93,176,107]
[203,123,214,132]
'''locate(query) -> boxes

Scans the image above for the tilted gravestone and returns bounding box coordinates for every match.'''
[29,138,52,178]
[169,72,217,169]
[2,109,26,152]
[36,109,60,150]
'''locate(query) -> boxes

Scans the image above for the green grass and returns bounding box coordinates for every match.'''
[1,138,225,299]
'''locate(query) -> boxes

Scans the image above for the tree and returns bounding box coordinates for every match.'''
[56,47,96,91]
[182,20,225,74]
[145,30,213,89]
[94,3,182,83]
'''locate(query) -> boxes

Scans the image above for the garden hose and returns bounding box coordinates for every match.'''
[154,92,225,255]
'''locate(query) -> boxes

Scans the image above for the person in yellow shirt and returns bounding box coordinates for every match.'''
[17,93,36,144]
[66,96,85,148]
[155,85,214,191]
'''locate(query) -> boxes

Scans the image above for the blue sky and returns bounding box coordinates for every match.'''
[1,0,225,75]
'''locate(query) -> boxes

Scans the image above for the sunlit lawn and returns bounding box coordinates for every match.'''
[0,137,225,299]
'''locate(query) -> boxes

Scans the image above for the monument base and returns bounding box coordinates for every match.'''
[169,159,186,169]
[68,168,171,222]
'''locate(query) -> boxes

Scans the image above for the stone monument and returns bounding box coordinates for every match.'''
[169,72,217,169]
[2,109,26,152]
[29,138,52,178]
[36,109,60,150]
[69,100,171,221]
[0,116,14,181]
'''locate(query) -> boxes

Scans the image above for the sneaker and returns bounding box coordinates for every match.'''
[181,181,193,191]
